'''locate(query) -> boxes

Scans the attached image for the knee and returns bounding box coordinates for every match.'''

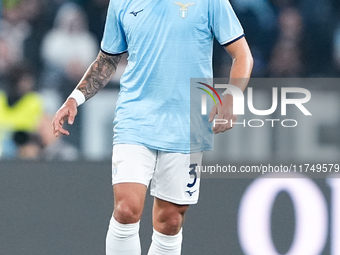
[155,205,189,235]
[163,214,183,234]
[114,201,143,224]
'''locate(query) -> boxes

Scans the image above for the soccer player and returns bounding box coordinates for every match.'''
[52,0,253,254]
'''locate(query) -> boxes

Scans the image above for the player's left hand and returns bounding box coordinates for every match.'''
[208,94,237,134]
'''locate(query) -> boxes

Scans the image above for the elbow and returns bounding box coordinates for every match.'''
[235,50,253,77]
[246,51,254,72]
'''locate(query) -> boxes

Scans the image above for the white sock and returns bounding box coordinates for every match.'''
[147,228,183,255]
[105,216,141,255]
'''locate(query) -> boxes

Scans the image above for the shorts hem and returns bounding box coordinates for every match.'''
[112,179,149,187]
[150,191,198,205]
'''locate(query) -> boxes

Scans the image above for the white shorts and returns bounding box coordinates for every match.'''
[112,144,202,205]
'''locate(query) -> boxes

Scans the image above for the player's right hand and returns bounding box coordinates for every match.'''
[52,98,78,137]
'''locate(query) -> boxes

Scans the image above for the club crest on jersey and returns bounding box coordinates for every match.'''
[174,2,195,19]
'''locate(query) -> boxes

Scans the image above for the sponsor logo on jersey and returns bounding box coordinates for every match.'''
[130,9,144,17]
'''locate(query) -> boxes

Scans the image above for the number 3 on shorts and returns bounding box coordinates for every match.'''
[187,163,198,188]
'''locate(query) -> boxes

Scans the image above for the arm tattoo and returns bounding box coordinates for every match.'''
[77,51,122,101]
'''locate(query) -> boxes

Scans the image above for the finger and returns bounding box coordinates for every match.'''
[68,108,77,125]
[54,128,69,136]
[214,123,228,134]
[212,107,227,133]
[209,105,218,122]
[52,119,58,134]
[221,115,237,132]
[221,122,231,132]
[213,122,228,134]
[212,108,236,134]
[59,115,66,127]
[52,112,69,136]
[55,117,69,135]
[56,127,70,136]
[213,113,234,134]
[222,115,237,132]
[54,121,69,136]
[52,115,62,136]
[59,116,70,134]
[212,122,220,134]
[220,116,232,133]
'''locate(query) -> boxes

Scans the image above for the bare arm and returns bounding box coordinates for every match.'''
[209,37,253,134]
[224,37,253,91]
[52,50,122,136]
[78,51,122,101]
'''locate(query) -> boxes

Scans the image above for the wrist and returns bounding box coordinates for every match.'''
[222,88,233,96]
[67,89,85,107]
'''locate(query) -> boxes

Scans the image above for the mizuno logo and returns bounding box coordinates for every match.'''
[130,9,144,17]
[174,2,195,18]
[186,190,197,196]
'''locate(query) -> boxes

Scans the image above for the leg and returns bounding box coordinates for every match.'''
[147,198,189,255]
[106,183,147,255]
[147,151,203,255]
[113,183,147,224]
[152,197,188,235]
[106,144,157,255]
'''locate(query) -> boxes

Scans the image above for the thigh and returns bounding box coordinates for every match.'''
[150,151,203,205]
[112,143,157,186]
[111,144,157,223]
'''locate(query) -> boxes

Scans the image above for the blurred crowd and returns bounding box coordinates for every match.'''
[215,0,340,77]
[0,0,339,160]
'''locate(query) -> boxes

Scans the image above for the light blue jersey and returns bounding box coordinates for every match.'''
[101,0,244,153]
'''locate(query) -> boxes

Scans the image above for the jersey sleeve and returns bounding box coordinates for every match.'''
[100,1,127,54]
[208,0,244,46]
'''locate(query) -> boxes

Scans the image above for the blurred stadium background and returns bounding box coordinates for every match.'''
[0,0,339,254]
